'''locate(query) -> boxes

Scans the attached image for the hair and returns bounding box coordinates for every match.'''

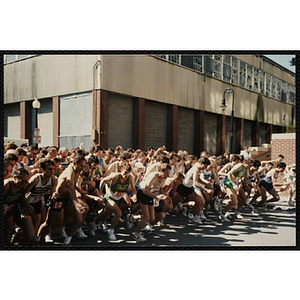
[40,158,55,170]
[4,158,12,168]
[267,162,274,166]
[161,163,172,172]
[95,145,104,152]
[29,144,39,151]
[147,146,155,152]
[88,155,100,165]
[14,168,29,178]
[40,149,49,156]
[120,162,132,172]
[169,152,179,160]
[243,157,254,165]
[126,148,135,153]
[52,157,61,164]
[158,155,170,164]
[20,143,28,148]
[58,147,69,155]
[277,162,286,169]
[253,159,261,167]
[278,154,284,159]
[73,155,87,164]
[231,154,240,162]
[6,152,18,162]
[89,146,95,153]
[198,157,210,165]
[6,142,18,150]
[120,151,131,161]
[16,147,27,156]
[186,155,196,161]
[106,149,114,156]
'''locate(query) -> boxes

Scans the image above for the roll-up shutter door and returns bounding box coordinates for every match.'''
[204,112,218,155]
[145,100,168,150]
[177,107,195,154]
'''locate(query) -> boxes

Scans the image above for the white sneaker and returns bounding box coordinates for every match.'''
[76,227,88,239]
[143,223,153,235]
[219,212,230,222]
[235,211,244,220]
[127,213,134,229]
[200,211,207,220]
[45,234,53,243]
[100,222,109,233]
[90,229,95,236]
[182,207,187,217]
[187,213,196,222]
[108,229,117,241]
[194,215,203,224]
[133,232,147,242]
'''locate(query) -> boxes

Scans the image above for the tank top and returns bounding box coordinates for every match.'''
[26,175,52,203]
[149,173,166,195]
[106,174,130,201]
[183,166,196,188]
[60,157,69,170]
[5,179,24,207]
[264,170,278,184]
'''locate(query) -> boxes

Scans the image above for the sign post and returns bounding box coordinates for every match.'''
[33,128,41,144]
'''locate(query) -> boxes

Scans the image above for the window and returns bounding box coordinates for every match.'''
[259,70,265,94]
[193,55,203,73]
[246,64,253,90]
[168,55,179,63]
[213,55,222,79]
[266,74,271,97]
[276,79,281,100]
[253,67,259,92]
[5,55,17,63]
[239,61,246,88]
[231,57,238,85]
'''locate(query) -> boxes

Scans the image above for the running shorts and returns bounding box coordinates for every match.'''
[137,189,153,206]
[177,184,194,197]
[259,180,273,191]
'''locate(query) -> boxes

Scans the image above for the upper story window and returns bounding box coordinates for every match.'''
[239,61,246,88]
[5,54,31,63]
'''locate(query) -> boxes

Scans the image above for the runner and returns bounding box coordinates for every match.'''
[36,155,86,245]
[91,162,137,241]
[22,144,39,169]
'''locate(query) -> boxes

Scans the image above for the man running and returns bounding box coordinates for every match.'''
[36,155,86,245]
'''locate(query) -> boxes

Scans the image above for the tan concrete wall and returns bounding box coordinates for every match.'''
[101,55,294,126]
[4,54,100,103]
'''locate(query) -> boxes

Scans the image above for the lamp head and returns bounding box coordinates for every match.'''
[220,98,227,111]
[32,98,41,109]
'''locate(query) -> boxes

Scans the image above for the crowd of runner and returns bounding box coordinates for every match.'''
[3,141,296,246]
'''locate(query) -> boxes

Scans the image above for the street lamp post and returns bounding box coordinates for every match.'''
[221,88,234,154]
[32,98,41,146]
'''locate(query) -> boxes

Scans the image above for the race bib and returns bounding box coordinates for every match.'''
[154,198,160,207]
[53,201,63,209]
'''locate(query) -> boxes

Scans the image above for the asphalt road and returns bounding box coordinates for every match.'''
[45,195,296,249]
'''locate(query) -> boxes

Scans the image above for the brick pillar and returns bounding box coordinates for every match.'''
[252,120,259,147]
[133,97,145,150]
[52,96,59,147]
[167,104,178,152]
[236,118,244,153]
[194,110,205,156]
[99,90,109,149]
[20,101,32,143]
[217,114,226,155]
[266,123,273,144]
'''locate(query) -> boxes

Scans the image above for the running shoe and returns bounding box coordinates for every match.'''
[143,223,153,235]
[194,215,203,224]
[182,207,188,217]
[45,234,53,243]
[59,226,67,238]
[235,211,244,220]
[108,229,117,241]
[133,232,147,242]
[188,213,196,222]
[90,229,95,236]
[89,219,97,231]
[214,198,222,212]
[76,227,88,239]
[251,207,259,216]
[127,213,134,229]
[200,211,207,220]
[63,236,72,245]
[100,222,109,233]
[219,211,230,222]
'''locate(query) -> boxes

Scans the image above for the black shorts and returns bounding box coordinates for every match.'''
[30,201,42,215]
[137,189,153,206]
[259,180,274,191]
[51,196,73,211]
[154,198,164,213]
[177,184,194,197]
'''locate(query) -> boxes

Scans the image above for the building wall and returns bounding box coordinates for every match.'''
[271,133,296,166]
[203,112,218,155]
[4,103,20,138]
[30,98,53,147]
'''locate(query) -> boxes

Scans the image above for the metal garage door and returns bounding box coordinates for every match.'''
[244,120,253,149]
[59,92,93,150]
[177,107,195,154]
[144,100,168,150]
[204,112,218,155]
[108,93,133,150]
